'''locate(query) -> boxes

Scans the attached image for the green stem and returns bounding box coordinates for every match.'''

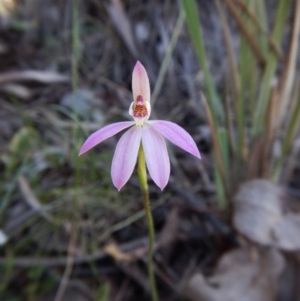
[137,145,159,301]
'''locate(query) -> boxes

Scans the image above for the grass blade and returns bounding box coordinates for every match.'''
[223,0,266,65]
[151,10,185,107]
[233,0,282,58]
[276,0,300,131]
[252,0,291,137]
[201,92,228,196]
[180,0,224,123]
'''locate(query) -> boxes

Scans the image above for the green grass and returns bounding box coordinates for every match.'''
[181,0,300,206]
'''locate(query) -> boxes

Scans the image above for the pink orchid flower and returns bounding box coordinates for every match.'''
[79,61,200,190]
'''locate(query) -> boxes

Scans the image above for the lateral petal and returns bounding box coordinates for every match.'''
[111,126,142,190]
[142,124,170,190]
[79,121,134,156]
[148,120,201,158]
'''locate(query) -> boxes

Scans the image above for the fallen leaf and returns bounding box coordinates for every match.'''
[106,0,138,58]
[0,70,69,84]
[234,180,300,250]
[183,247,285,301]
[278,255,300,301]
[61,89,103,121]
[0,83,32,99]
[103,241,133,261]
[0,229,8,246]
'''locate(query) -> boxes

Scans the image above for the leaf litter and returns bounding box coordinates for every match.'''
[234,180,300,251]
[0,0,300,300]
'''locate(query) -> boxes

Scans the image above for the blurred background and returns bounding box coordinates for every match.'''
[0,0,300,300]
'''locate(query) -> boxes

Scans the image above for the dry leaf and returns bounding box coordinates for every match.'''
[0,70,69,84]
[0,229,8,246]
[234,180,300,250]
[61,89,103,121]
[278,256,300,301]
[183,248,285,301]
[106,0,138,58]
[103,241,133,261]
[0,83,32,99]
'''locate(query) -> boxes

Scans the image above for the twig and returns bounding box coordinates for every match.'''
[54,226,78,301]
[151,10,185,107]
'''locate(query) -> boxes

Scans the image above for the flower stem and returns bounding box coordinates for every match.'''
[138,145,159,301]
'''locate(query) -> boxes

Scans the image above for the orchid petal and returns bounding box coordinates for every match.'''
[148,120,201,158]
[142,124,170,190]
[79,121,134,156]
[132,61,150,103]
[111,126,142,190]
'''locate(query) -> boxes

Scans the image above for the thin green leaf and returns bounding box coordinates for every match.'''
[252,0,291,137]
[239,0,256,161]
[214,161,227,208]
[180,0,224,123]
[218,128,230,179]
[254,0,268,56]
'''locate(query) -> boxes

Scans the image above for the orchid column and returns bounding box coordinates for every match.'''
[79,61,201,301]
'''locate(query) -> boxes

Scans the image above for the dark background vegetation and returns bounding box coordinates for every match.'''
[0,0,300,300]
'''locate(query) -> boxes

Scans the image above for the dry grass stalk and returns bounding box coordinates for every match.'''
[262,82,280,178]
[214,0,240,111]
[276,0,300,132]
[223,0,266,66]
[200,92,227,194]
[232,0,283,59]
